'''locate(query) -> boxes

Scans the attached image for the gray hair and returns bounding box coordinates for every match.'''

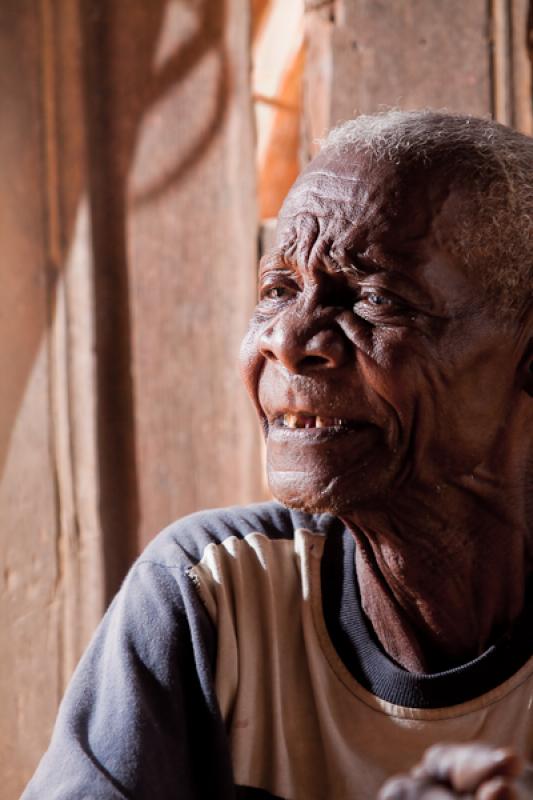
[323,110,533,315]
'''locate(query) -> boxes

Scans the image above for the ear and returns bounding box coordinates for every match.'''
[520,340,533,397]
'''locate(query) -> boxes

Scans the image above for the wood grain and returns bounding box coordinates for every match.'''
[0,2,60,795]
[303,0,494,160]
[78,0,265,549]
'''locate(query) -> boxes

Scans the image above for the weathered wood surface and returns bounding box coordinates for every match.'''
[510,0,533,133]
[491,0,533,133]
[0,2,62,795]
[2,3,264,791]
[0,1,105,796]
[83,0,263,548]
[303,0,533,157]
[335,0,491,118]
[43,0,106,669]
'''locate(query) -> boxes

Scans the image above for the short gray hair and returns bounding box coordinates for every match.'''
[323,110,533,315]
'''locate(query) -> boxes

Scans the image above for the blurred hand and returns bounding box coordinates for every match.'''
[378,743,531,799]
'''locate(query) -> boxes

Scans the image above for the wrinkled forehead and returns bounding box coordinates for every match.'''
[275,147,436,266]
[279,147,380,221]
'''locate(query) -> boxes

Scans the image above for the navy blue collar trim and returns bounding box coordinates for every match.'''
[321,524,533,709]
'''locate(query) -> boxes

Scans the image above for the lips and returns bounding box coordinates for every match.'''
[261,396,386,511]
[266,409,381,486]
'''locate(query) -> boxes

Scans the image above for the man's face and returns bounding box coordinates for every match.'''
[240,148,524,514]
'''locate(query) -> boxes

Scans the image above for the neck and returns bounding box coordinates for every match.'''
[342,467,532,673]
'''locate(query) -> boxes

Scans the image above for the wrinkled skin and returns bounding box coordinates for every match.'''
[240,145,533,796]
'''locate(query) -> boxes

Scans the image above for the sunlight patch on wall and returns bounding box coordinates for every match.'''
[253,0,305,220]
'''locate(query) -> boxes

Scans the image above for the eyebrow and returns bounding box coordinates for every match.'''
[356,262,437,308]
[348,239,436,279]
[338,248,434,297]
[259,252,285,272]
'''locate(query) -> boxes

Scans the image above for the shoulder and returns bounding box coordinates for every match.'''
[138,500,327,570]
[120,502,343,638]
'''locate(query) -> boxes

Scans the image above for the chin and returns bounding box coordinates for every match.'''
[268,470,388,516]
[263,420,398,515]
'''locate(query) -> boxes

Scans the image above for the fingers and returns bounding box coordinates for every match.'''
[378,744,525,800]
[475,777,519,800]
[419,744,523,793]
[379,775,457,800]
[378,773,520,800]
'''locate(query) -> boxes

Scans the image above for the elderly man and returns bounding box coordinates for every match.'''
[24,111,533,799]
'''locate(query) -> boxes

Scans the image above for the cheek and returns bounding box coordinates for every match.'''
[352,332,469,468]
[395,341,517,473]
[353,333,426,429]
[239,326,266,413]
[429,362,513,457]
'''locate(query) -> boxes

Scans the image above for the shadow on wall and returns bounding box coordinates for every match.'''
[0,0,230,603]
[81,0,230,600]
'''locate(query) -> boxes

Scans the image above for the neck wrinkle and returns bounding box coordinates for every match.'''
[342,476,530,673]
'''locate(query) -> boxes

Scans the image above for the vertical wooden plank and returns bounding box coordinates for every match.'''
[0,2,60,796]
[129,0,262,546]
[43,0,105,676]
[1,2,105,795]
[510,0,533,133]
[303,0,493,159]
[80,0,262,548]
[492,0,514,125]
[335,0,492,119]
[491,0,533,132]
[80,0,142,590]
[304,0,533,155]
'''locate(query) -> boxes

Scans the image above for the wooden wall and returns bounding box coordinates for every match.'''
[0,4,63,792]
[1,1,531,796]
[1,1,261,795]
[303,0,533,159]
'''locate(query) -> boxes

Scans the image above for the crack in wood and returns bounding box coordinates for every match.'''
[489,0,515,125]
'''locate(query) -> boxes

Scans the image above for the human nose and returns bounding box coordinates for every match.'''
[259,314,349,373]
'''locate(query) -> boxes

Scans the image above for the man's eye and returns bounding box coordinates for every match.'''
[365,293,393,306]
[268,287,287,299]
[357,291,396,308]
[354,290,413,323]
[261,285,294,301]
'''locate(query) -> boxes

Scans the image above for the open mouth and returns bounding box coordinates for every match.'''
[278,413,356,430]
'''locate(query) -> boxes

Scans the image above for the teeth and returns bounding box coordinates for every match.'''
[282,414,346,429]
[283,413,299,429]
[317,416,345,427]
